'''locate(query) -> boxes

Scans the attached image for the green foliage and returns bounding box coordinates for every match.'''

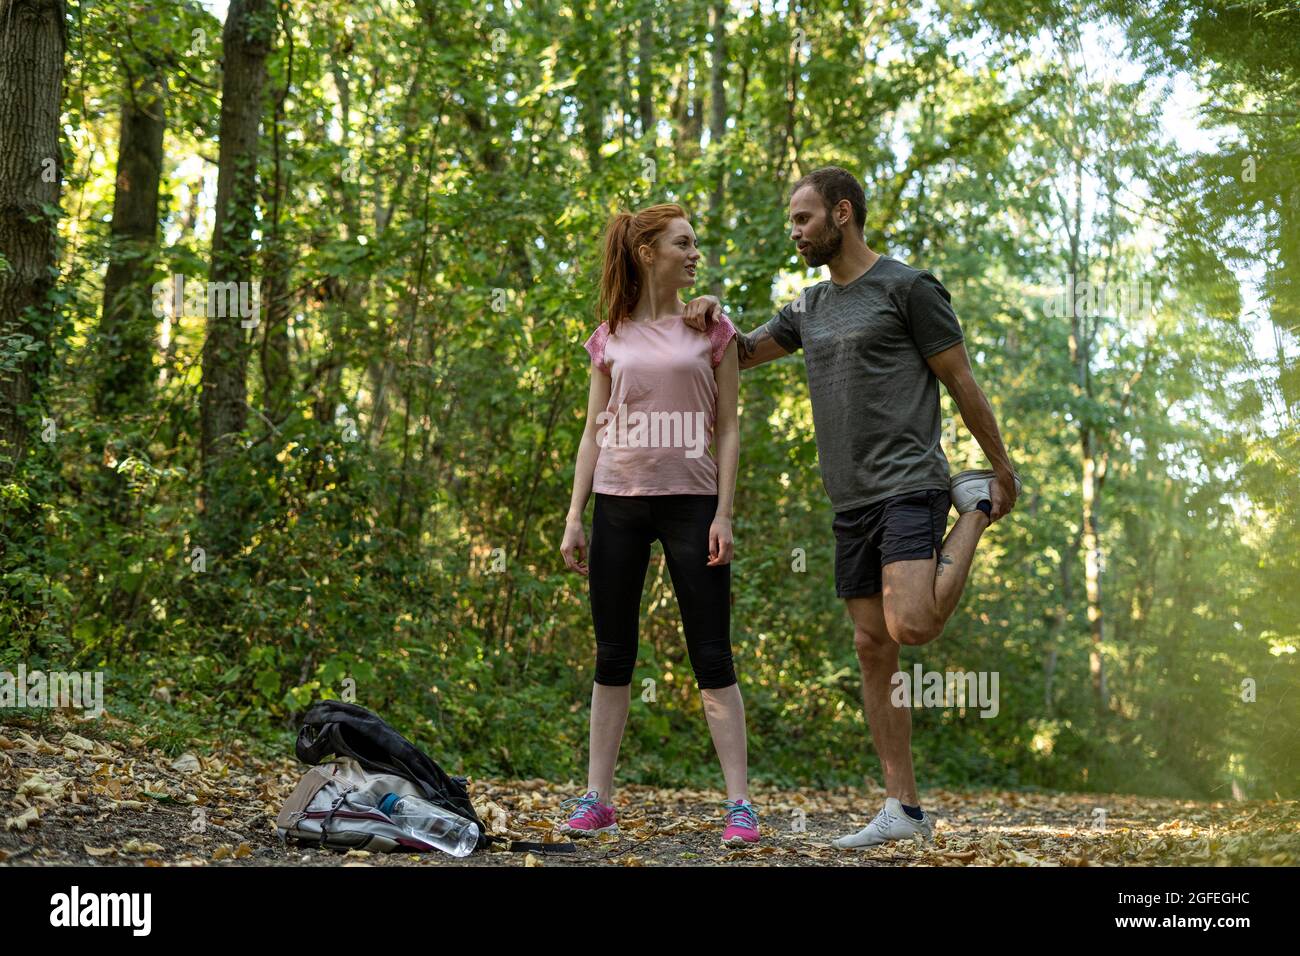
[2,0,1295,801]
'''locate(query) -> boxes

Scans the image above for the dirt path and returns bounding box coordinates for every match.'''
[3,712,1295,867]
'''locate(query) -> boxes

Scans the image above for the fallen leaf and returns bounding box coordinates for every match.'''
[121,839,165,854]
[171,753,202,773]
[5,806,40,830]
[17,776,56,798]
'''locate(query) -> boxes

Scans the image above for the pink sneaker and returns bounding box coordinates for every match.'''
[721,798,760,845]
[558,790,618,836]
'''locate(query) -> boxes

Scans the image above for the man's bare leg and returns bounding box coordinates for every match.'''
[932,510,990,618]
[846,594,918,805]
[831,592,937,848]
[882,509,990,646]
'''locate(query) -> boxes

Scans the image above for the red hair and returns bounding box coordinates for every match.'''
[598,203,689,334]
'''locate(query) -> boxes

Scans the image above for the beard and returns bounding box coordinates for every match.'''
[802,217,843,267]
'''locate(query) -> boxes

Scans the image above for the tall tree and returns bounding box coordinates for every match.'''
[637,4,654,140]
[0,0,66,481]
[707,1,728,298]
[94,49,166,419]
[259,0,293,424]
[199,0,272,544]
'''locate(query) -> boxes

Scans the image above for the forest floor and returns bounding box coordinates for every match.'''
[2,710,1296,868]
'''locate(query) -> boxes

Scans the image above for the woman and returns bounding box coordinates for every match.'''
[558,203,758,845]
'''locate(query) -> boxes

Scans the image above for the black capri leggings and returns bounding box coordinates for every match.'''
[588,492,736,690]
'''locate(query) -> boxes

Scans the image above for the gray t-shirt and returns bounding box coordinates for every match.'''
[762,255,964,512]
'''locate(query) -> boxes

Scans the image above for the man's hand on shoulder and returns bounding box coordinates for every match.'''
[683,295,721,332]
[683,296,791,369]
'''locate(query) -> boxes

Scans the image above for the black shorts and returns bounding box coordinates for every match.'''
[832,488,952,599]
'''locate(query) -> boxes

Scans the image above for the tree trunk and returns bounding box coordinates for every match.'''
[707,2,728,298]
[1044,540,1074,713]
[1062,137,1108,712]
[95,73,166,419]
[199,0,272,537]
[780,4,801,180]
[684,54,703,155]
[0,0,66,481]
[1082,427,1107,707]
[574,0,607,172]
[637,10,654,139]
[261,4,293,424]
[259,222,293,423]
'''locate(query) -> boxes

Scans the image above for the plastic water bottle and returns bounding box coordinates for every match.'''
[376,792,479,857]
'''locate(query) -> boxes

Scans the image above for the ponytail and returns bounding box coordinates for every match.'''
[597,203,689,334]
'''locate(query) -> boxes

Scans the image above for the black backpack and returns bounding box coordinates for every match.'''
[292,700,574,855]
[294,700,490,850]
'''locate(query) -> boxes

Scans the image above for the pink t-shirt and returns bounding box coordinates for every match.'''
[583,314,737,496]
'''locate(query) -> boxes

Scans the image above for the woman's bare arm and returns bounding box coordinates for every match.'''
[566,365,611,523]
[713,338,740,520]
[709,338,740,565]
[561,365,612,574]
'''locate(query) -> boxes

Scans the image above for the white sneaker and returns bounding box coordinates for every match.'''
[832,797,934,849]
[949,469,1023,515]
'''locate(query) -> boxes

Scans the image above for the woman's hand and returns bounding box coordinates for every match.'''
[707,515,734,566]
[561,516,589,575]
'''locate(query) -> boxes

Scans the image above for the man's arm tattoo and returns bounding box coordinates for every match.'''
[738,327,770,365]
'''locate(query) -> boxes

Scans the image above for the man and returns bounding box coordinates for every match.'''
[682,166,1020,849]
